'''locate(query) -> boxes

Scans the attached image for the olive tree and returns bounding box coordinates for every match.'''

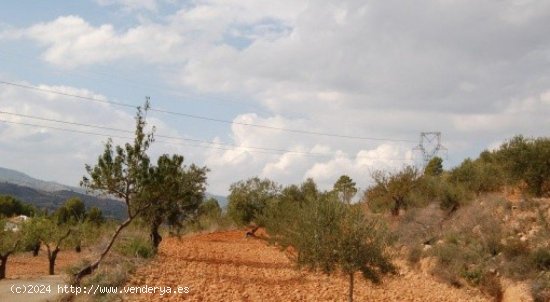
[142,154,208,249]
[0,220,22,279]
[227,177,280,235]
[365,166,419,216]
[23,217,74,275]
[263,194,395,302]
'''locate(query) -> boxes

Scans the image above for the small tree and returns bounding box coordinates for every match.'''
[0,220,22,279]
[142,154,208,249]
[365,166,419,216]
[74,103,155,283]
[263,194,395,302]
[424,156,443,176]
[56,197,87,252]
[86,207,104,225]
[227,177,280,234]
[23,218,73,275]
[333,175,358,203]
[199,197,222,218]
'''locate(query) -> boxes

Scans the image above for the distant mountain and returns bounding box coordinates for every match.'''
[0,166,228,216]
[0,182,127,219]
[0,166,84,193]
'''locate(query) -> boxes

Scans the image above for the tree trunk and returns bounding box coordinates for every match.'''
[32,242,40,257]
[0,255,8,280]
[74,217,133,284]
[49,249,59,275]
[392,197,402,216]
[348,273,354,302]
[246,226,260,237]
[150,218,163,250]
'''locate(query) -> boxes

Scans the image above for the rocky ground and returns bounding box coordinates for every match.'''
[124,230,492,302]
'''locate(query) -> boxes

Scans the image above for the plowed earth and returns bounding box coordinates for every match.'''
[124,230,489,302]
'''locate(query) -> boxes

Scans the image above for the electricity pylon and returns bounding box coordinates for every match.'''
[413,132,447,167]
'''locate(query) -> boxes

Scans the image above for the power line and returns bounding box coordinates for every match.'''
[0,115,413,161]
[0,119,286,156]
[0,111,326,155]
[0,79,416,143]
[0,49,271,115]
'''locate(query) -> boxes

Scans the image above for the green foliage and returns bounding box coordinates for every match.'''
[22,217,74,249]
[449,158,504,194]
[424,156,443,176]
[141,154,208,247]
[0,220,21,253]
[116,236,155,259]
[263,194,394,302]
[496,136,550,196]
[77,102,210,281]
[439,182,466,212]
[333,175,358,203]
[365,166,419,215]
[86,207,105,225]
[0,195,35,217]
[199,197,222,218]
[227,177,280,226]
[56,197,86,224]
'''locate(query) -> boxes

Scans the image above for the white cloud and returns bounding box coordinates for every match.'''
[2,0,550,194]
[96,0,159,12]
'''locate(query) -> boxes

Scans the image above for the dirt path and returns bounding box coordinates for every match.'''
[0,275,67,302]
[124,230,490,302]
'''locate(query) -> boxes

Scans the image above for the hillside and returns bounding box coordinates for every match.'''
[0,166,80,193]
[0,182,127,219]
[0,166,228,217]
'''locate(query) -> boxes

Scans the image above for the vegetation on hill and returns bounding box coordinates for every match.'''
[0,195,35,217]
[360,135,550,301]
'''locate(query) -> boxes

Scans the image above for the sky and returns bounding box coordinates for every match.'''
[0,0,549,196]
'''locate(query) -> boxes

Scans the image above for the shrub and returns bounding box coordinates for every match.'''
[407,245,423,265]
[531,273,550,302]
[495,136,550,196]
[502,238,530,260]
[227,177,280,226]
[531,248,550,271]
[439,183,465,212]
[116,236,154,259]
[480,273,503,302]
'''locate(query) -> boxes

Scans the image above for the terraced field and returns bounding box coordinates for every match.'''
[124,230,490,302]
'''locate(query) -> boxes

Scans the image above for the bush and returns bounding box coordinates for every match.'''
[531,248,550,271]
[227,177,280,226]
[407,245,423,265]
[439,183,465,212]
[503,238,530,260]
[532,273,550,302]
[480,273,503,302]
[496,136,550,196]
[116,236,154,259]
